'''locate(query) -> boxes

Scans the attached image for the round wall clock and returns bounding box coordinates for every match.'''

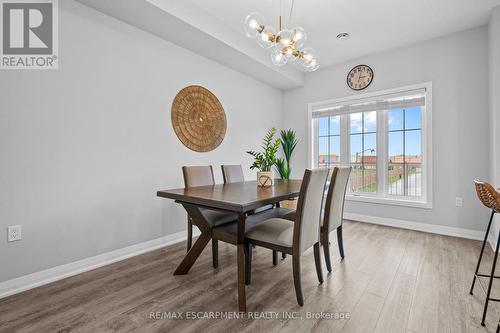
[347,65,374,91]
[171,85,227,152]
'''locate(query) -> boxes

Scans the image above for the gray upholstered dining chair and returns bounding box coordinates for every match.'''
[220,164,292,265]
[221,164,245,184]
[321,167,351,271]
[244,168,329,306]
[182,165,237,268]
[282,166,351,272]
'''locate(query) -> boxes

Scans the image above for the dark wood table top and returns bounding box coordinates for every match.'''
[157,179,302,213]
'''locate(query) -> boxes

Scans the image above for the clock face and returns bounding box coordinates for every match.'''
[347,65,374,91]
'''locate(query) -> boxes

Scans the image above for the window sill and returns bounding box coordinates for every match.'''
[346,194,432,209]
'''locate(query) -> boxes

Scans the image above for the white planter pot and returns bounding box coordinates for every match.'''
[257,171,274,187]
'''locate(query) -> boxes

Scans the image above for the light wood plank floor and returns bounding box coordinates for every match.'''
[1,220,500,332]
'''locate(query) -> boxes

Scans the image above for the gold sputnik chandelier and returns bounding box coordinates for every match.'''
[244,0,319,71]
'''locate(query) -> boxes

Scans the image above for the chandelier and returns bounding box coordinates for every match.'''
[243,1,319,71]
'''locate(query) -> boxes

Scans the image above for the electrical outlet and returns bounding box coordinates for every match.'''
[7,225,22,242]
[455,197,463,207]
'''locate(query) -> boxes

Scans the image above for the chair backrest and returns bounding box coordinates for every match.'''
[221,165,245,184]
[182,166,215,188]
[474,180,500,213]
[324,167,352,232]
[293,169,329,254]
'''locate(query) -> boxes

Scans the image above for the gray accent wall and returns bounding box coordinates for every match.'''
[0,0,283,282]
[283,26,491,232]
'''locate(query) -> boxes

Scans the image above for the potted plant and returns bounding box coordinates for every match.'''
[275,129,298,180]
[246,127,281,187]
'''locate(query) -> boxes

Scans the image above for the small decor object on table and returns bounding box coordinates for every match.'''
[258,172,273,187]
[247,127,281,187]
[171,85,226,152]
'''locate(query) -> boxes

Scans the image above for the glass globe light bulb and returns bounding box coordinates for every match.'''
[257,26,276,49]
[244,13,266,38]
[291,27,307,48]
[305,59,320,72]
[271,48,288,66]
[282,46,295,58]
[300,47,320,72]
[299,47,315,63]
[277,29,294,48]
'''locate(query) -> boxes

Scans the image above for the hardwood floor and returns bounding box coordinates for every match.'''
[1,220,500,332]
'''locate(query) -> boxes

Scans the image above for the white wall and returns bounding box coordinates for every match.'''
[490,6,500,237]
[283,26,491,231]
[0,0,283,282]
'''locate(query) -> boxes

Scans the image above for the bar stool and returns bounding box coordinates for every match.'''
[469,180,500,326]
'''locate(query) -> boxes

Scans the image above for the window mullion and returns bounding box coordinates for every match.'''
[313,119,319,168]
[403,109,407,196]
[327,117,331,169]
[377,110,387,195]
[340,114,349,167]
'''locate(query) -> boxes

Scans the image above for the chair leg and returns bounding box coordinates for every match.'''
[313,242,323,283]
[322,231,332,273]
[481,227,500,326]
[245,242,252,285]
[337,225,345,260]
[273,250,278,266]
[187,218,193,253]
[212,239,218,269]
[292,254,304,306]
[470,210,495,295]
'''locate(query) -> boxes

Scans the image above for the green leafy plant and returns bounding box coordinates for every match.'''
[275,129,298,180]
[246,127,281,172]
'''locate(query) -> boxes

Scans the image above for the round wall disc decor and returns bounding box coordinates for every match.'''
[171,85,227,152]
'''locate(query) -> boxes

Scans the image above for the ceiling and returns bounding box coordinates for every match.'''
[77,0,500,90]
[185,0,500,68]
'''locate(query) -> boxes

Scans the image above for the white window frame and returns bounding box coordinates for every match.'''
[308,82,433,209]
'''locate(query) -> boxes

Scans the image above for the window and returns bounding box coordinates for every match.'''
[387,107,422,197]
[349,112,377,193]
[318,116,341,168]
[309,83,432,208]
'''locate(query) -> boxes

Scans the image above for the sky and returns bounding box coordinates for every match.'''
[318,107,422,160]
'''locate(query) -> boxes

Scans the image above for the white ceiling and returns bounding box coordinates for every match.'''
[185,0,500,68]
[77,0,500,89]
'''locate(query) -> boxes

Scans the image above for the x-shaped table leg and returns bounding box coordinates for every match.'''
[173,203,212,275]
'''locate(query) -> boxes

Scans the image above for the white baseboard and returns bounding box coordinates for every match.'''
[488,232,496,251]
[487,218,500,251]
[344,213,485,241]
[0,229,200,300]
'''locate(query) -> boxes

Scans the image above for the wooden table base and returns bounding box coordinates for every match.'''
[173,204,212,275]
[157,180,302,312]
[171,203,248,311]
[173,232,211,275]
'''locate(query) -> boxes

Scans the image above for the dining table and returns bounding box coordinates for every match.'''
[157,179,302,311]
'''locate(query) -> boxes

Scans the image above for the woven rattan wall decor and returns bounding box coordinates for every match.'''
[171,85,227,152]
